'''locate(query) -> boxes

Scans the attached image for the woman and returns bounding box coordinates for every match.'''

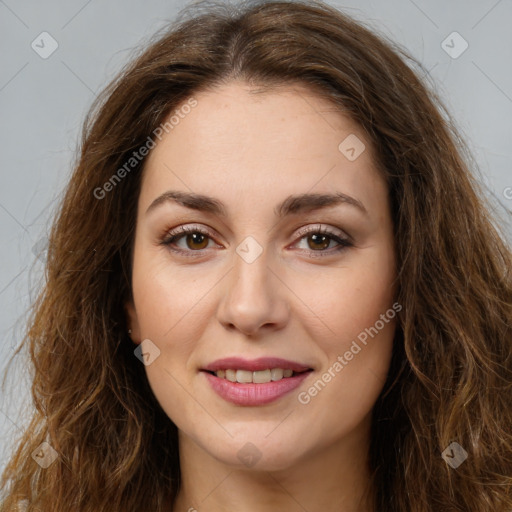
[1,0,511,510]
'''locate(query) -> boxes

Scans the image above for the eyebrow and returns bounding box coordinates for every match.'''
[145,190,368,217]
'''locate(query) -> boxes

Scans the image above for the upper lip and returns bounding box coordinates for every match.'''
[202,357,312,373]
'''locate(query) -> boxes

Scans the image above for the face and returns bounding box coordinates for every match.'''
[126,80,397,472]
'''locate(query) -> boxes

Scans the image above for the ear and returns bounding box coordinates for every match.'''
[125,298,141,344]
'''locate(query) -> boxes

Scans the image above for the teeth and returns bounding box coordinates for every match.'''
[253,369,271,383]
[236,370,253,383]
[271,368,283,381]
[214,368,299,383]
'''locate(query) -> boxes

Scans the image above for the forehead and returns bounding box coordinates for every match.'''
[139,81,385,217]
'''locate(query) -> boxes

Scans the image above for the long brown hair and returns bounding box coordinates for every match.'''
[1,1,511,510]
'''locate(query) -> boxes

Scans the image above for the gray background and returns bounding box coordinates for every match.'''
[1,0,511,475]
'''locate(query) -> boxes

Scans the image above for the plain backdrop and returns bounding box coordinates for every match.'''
[0,0,511,475]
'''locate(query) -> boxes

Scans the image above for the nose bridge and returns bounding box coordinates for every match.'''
[233,235,270,296]
[217,235,288,335]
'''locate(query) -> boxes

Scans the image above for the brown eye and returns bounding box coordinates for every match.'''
[184,232,209,250]
[306,233,332,251]
[162,225,216,256]
[294,225,352,257]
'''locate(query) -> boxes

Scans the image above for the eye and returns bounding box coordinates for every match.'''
[293,224,352,257]
[161,224,217,257]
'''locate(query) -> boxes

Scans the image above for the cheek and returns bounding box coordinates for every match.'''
[292,247,396,412]
[132,271,207,428]
[132,249,218,343]
[297,315,396,438]
[291,248,396,350]
[130,254,220,419]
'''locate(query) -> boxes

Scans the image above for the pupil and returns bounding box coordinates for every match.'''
[309,234,329,250]
[188,233,208,249]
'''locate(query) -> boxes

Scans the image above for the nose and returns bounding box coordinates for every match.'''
[216,246,290,337]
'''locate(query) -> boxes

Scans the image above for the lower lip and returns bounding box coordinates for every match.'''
[202,371,311,406]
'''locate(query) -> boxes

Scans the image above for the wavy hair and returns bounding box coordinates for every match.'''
[1,0,511,510]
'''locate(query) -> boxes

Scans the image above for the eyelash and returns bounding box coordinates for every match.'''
[160,224,353,259]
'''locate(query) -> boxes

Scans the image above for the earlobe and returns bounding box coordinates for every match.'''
[124,300,141,343]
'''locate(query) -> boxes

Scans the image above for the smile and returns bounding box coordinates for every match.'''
[200,357,314,406]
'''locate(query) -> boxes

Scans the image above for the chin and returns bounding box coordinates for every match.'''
[205,434,304,472]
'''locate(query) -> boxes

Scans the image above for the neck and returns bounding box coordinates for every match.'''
[171,416,375,512]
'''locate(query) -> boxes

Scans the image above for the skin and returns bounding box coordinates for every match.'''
[126,80,397,512]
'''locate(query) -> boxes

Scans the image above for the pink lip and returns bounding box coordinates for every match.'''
[202,371,312,406]
[202,357,312,373]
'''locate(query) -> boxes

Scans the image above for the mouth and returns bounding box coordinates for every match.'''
[200,357,314,406]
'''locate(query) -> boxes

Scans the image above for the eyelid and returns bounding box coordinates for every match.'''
[164,223,216,239]
[293,223,351,243]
